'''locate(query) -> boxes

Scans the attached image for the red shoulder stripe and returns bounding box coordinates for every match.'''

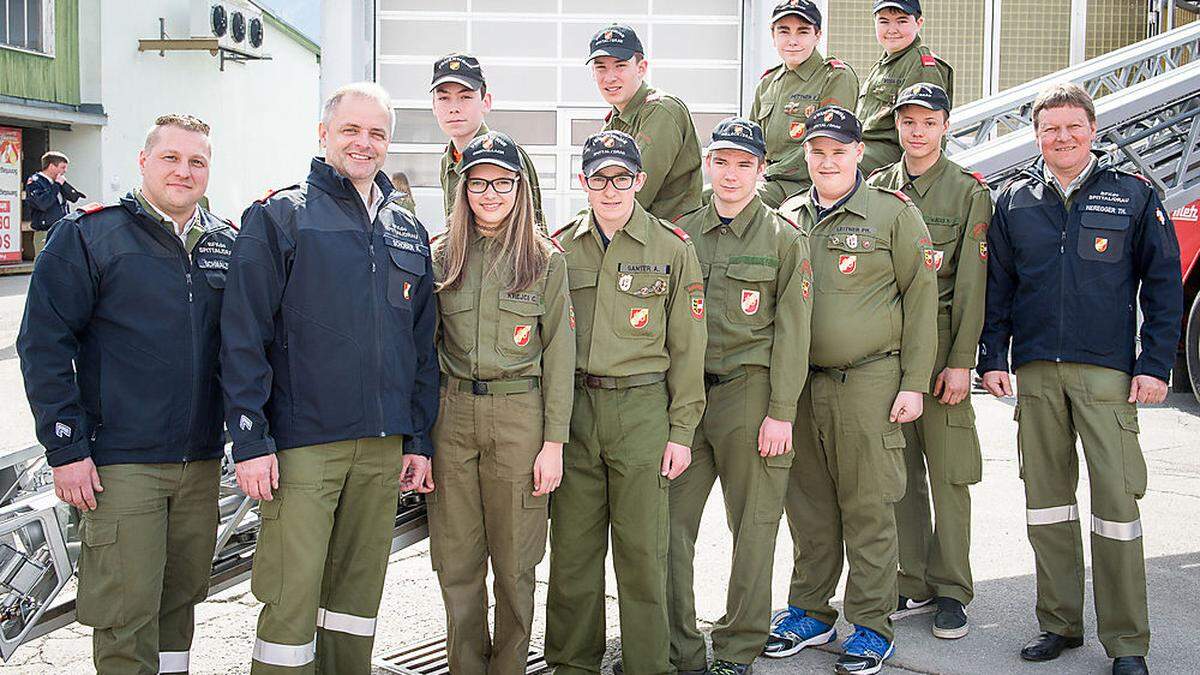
[1134,173,1153,185]
[550,236,565,252]
[920,54,937,67]
[971,171,988,187]
[891,190,912,203]
[669,225,691,242]
[81,202,105,214]
[829,58,847,70]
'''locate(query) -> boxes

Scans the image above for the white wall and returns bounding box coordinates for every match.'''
[69,1,321,220]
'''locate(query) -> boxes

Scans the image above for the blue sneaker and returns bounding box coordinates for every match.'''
[835,626,895,674]
[762,607,836,659]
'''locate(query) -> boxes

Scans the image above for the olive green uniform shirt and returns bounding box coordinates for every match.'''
[857,37,954,175]
[441,123,546,230]
[778,181,938,392]
[868,154,993,373]
[555,202,707,446]
[677,196,813,422]
[433,234,575,442]
[135,189,209,253]
[751,51,861,187]
[603,82,704,223]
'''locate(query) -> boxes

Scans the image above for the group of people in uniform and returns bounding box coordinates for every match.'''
[15,0,1184,674]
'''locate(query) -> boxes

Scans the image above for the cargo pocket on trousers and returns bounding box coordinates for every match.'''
[946,406,983,486]
[424,490,445,571]
[657,474,671,561]
[880,428,907,503]
[1116,409,1147,499]
[519,492,550,569]
[250,499,283,604]
[1014,404,1025,479]
[76,518,123,628]
[754,452,793,523]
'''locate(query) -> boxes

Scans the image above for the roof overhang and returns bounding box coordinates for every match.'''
[0,95,107,129]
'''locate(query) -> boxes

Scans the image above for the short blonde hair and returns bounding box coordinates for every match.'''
[1032,83,1096,127]
[144,114,211,152]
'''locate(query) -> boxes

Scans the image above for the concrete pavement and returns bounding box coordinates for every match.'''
[1,270,1197,673]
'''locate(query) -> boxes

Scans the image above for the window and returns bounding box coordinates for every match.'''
[1,0,52,55]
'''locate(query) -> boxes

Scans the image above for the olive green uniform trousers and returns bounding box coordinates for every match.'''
[427,380,549,675]
[1015,361,1150,658]
[77,460,220,675]
[785,357,906,641]
[667,367,792,668]
[547,380,672,675]
[249,437,404,674]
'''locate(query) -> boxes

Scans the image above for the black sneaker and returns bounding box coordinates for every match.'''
[932,597,969,639]
[889,595,935,620]
[706,660,752,675]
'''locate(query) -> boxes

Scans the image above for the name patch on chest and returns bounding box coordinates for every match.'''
[618,262,670,274]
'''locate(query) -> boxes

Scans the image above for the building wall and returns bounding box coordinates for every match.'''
[0,0,81,105]
[51,1,320,219]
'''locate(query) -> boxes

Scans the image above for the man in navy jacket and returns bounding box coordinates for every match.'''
[979,84,1181,675]
[18,115,233,674]
[220,82,438,674]
[24,151,85,231]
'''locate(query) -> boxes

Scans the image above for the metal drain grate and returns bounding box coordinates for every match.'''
[374,635,550,674]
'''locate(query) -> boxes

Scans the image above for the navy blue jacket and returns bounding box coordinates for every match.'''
[17,195,236,467]
[979,155,1183,380]
[220,158,439,462]
[24,173,84,231]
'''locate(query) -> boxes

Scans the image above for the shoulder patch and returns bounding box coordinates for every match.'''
[970,171,988,187]
[828,58,847,70]
[921,54,937,67]
[81,202,106,214]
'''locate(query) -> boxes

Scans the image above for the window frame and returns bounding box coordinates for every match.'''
[0,0,56,58]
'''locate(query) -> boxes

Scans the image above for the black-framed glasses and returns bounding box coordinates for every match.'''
[585,173,636,191]
[465,176,520,194]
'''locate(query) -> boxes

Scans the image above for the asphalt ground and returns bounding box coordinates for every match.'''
[1,272,1197,674]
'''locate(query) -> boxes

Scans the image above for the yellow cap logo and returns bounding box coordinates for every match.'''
[449,60,460,70]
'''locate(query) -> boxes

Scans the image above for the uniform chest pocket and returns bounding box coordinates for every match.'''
[568,268,599,337]
[436,289,476,357]
[755,100,774,128]
[497,297,546,357]
[725,262,778,325]
[613,273,669,340]
[820,235,889,293]
[387,248,427,308]
[925,224,961,276]
[1077,212,1129,263]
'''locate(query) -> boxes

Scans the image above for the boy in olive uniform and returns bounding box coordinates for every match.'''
[432,53,545,229]
[667,118,813,675]
[752,0,859,207]
[857,0,953,176]
[546,131,706,675]
[867,83,991,639]
[589,25,704,222]
[770,107,938,675]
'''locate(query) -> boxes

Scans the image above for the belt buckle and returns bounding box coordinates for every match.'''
[585,375,602,389]
[471,381,489,395]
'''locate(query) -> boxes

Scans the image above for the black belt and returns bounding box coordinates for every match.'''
[576,372,666,390]
[444,375,540,396]
[810,352,900,384]
[704,366,751,388]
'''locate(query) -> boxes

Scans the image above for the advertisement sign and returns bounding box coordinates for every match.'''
[0,127,22,264]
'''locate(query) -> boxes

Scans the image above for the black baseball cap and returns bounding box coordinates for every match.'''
[803,106,863,144]
[430,53,485,91]
[707,117,767,159]
[586,24,644,63]
[581,130,642,176]
[460,131,523,174]
[893,83,951,114]
[873,0,922,16]
[772,0,822,28]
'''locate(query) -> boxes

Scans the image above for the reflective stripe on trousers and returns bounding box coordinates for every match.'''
[158,650,189,673]
[253,637,317,668]
[317,607,378,637]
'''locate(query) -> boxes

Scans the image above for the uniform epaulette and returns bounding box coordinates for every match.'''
[777,211,802,230]
[644,89,666,104]
[257,184,300,204]
[218,215,239,232]
[867,165,889,180]
[80,202,106,214]
[827,58,848,70]
[604,109,614,123]
[889,189,912,204]
[430,232,445,244]
[551,220,576,239]
[549,236,565,253]
[662,221,691,242]
[920,49,938,67]
[1133,173,1153,186]
[969,170,988,187]
[761,64,783,79]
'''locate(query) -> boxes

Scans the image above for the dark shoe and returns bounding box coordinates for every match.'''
[931,597,969,639]
[1020,631,1084,661]
[706,660,752,675]
[1112,656,1149,674]
[889,595,935,620]
[613,660,706,675]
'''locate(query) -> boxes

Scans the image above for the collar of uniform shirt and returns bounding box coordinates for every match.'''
[449,122,490,165]
[903,152,950,197]
[615,82,653,125]
[811,172,865,221]
[783,50,823,82]
[136,188,201,243]
[880,35,922,65]
[358,181,384,221]
[703,195,763,236]
[584,201,651,245]
[1043,153,1097,202]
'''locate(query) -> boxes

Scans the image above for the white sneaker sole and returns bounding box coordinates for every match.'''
[932,622,970,640]
[762,627,837,659]
[889,603,936,620]
[834,643,895,675]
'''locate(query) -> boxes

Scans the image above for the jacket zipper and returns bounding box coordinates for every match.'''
[355,192,388,437]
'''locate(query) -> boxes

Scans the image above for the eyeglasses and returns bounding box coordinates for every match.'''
[465,176,520,194]
[585,173,636,191]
